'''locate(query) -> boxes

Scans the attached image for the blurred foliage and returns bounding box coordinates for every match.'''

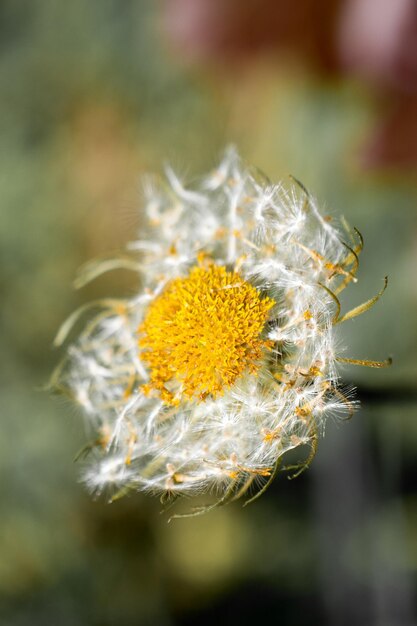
[0,2,416,625]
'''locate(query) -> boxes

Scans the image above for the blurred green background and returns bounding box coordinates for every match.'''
[1,2,416,625]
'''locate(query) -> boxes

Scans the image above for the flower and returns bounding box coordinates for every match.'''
[53,148,389,512]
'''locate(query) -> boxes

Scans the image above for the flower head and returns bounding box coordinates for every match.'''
[53,148,389,510]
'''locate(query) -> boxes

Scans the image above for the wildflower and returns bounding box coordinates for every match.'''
[52,148,389,512]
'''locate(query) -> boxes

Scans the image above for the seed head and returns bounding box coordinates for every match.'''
[52,147,389,512]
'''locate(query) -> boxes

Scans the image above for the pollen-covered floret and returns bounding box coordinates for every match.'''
[52,147,388,511]
[139,263,274,404]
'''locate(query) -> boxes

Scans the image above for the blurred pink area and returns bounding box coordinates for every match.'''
[161,0,417,169]
[338,0,417,92]
[338,0,417,169]
[161,0,341,70]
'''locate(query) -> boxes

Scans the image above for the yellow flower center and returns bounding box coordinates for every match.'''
[139,264,274,404]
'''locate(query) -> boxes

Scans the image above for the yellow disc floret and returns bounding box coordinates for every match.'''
[139,264,274,404]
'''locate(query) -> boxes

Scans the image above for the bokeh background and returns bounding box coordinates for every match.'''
[1,1,417,624]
